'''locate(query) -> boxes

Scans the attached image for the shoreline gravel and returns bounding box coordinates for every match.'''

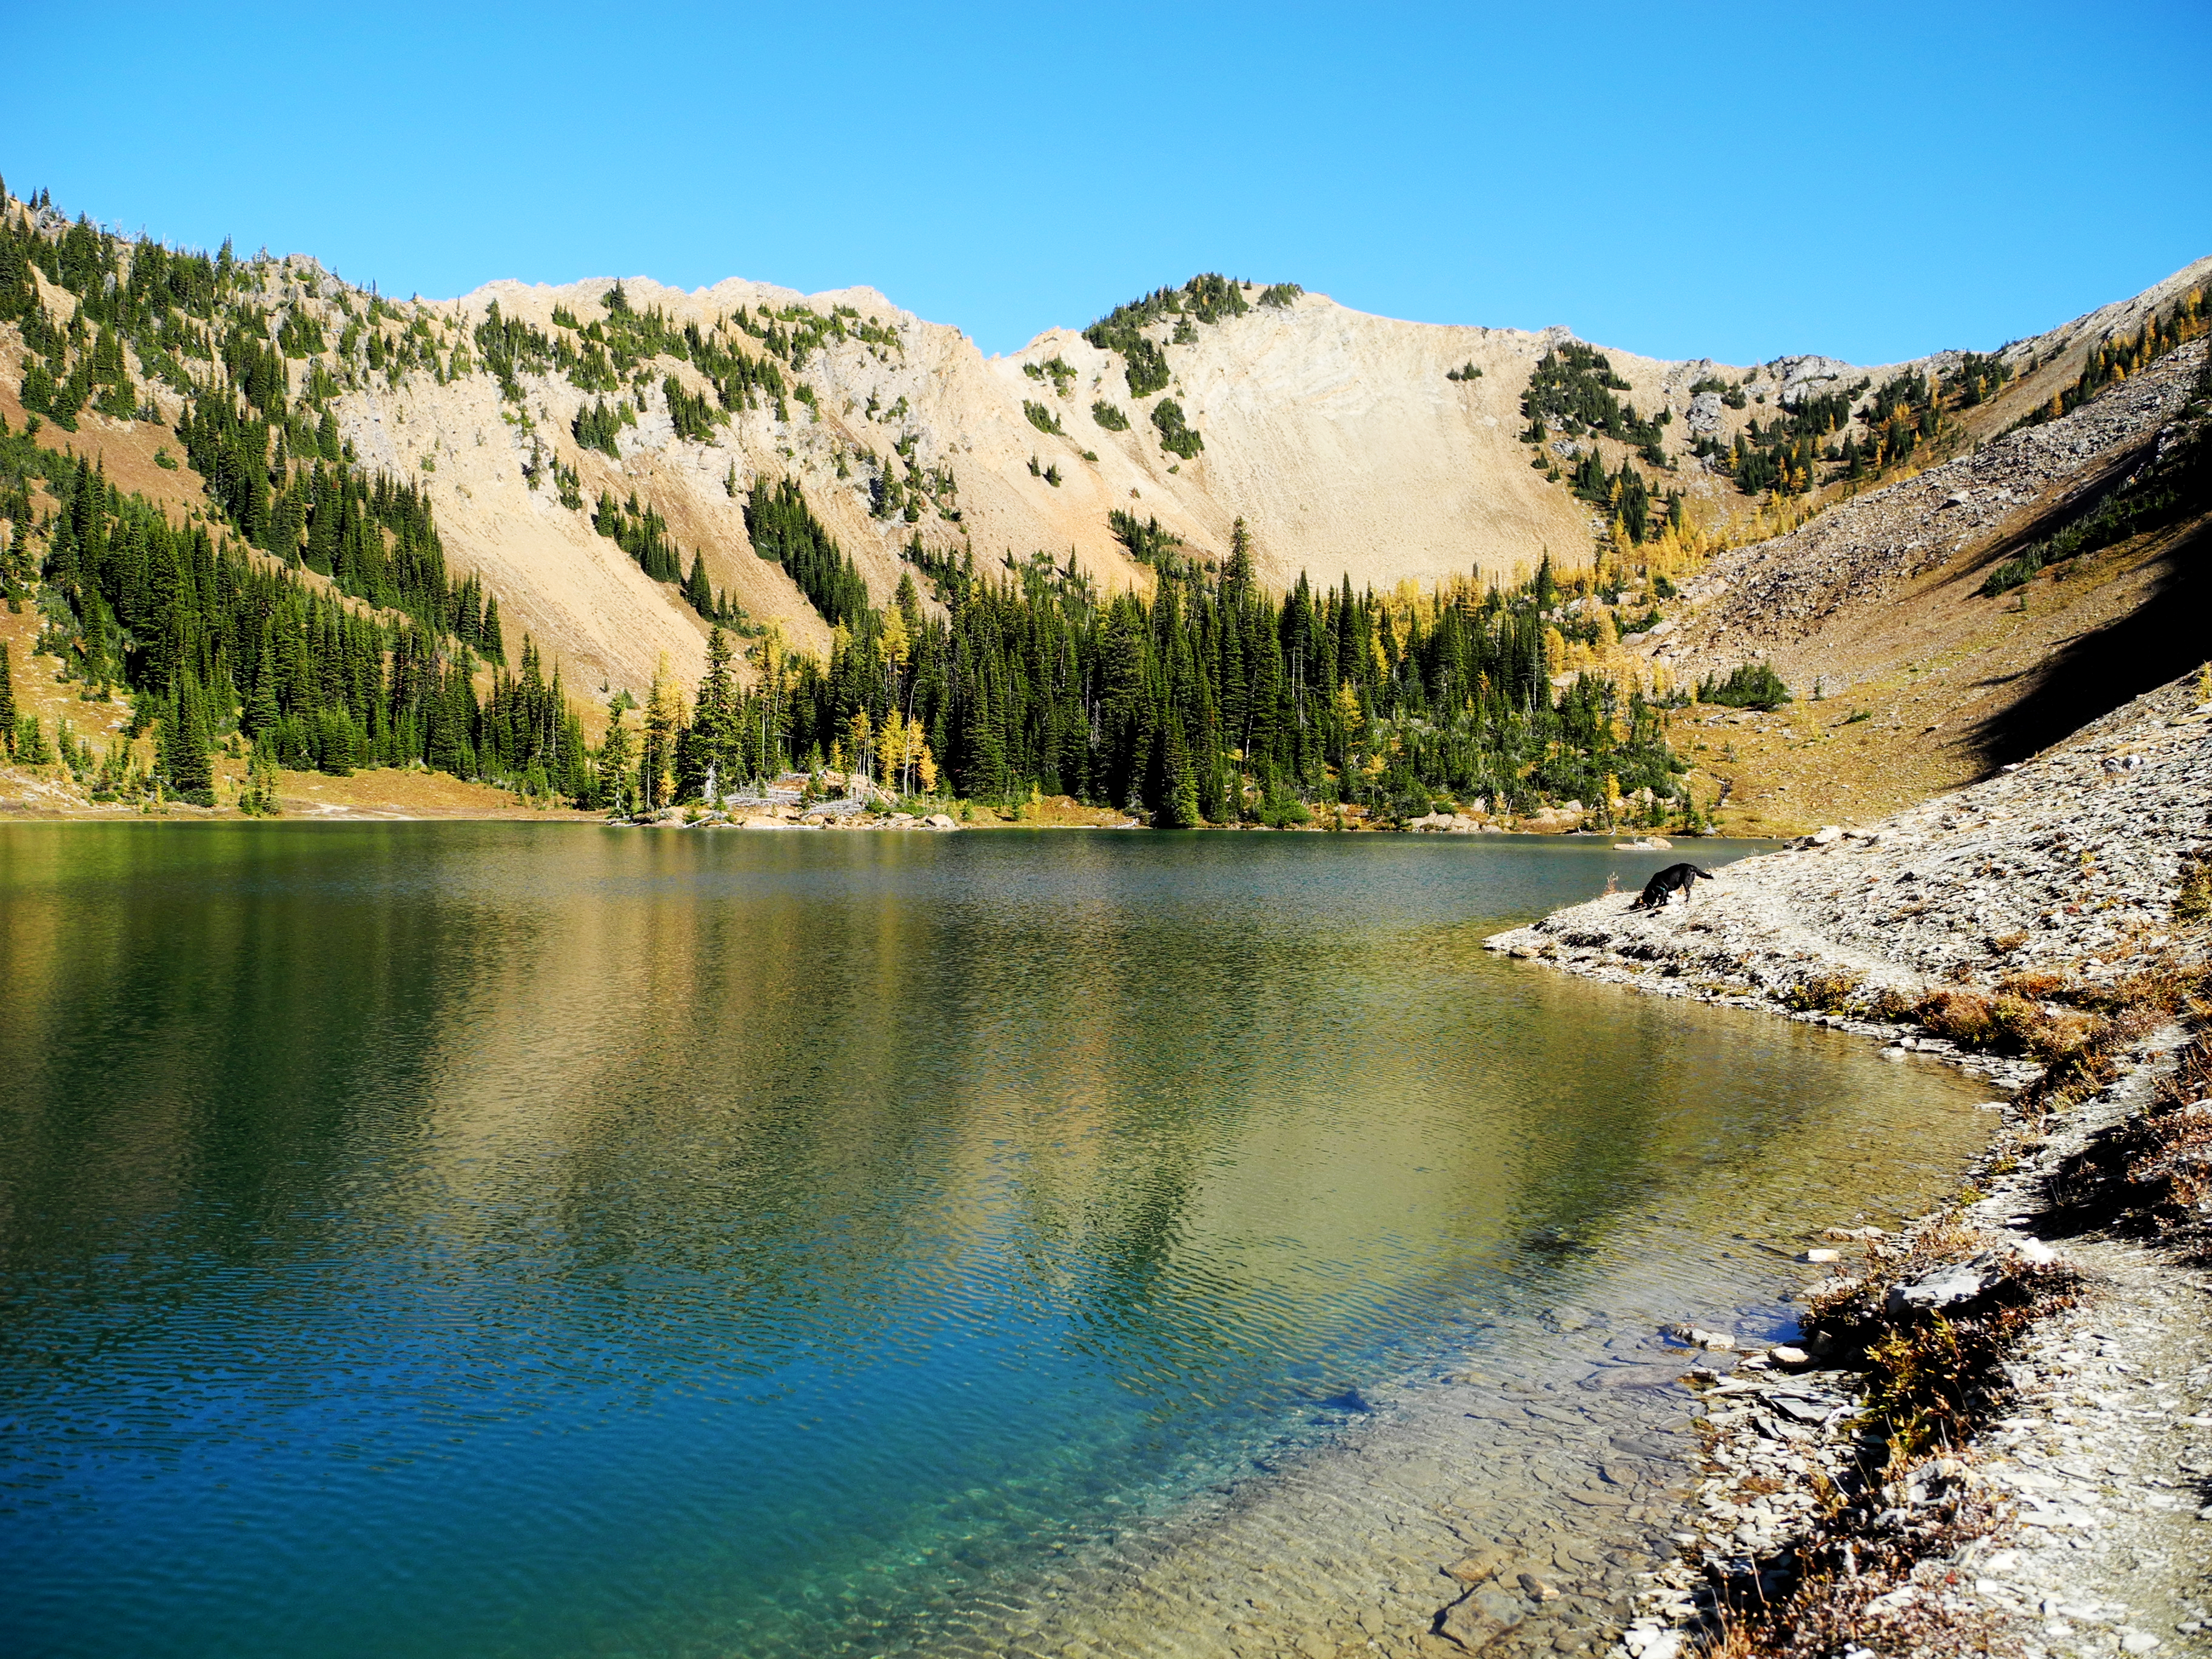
[1483,670,2212,1657]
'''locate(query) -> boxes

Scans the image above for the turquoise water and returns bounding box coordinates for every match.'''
[0,826,1983,1657]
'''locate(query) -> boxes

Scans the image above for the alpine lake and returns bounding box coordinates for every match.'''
[0,824,1989,1658]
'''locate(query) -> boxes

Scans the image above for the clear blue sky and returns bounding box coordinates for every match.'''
[6,1,2206,364]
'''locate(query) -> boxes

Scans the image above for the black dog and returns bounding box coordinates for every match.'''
[1629,862,1716,911]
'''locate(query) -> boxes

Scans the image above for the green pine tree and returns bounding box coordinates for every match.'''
[684,551,714,617]
[597,706,635,814]
[164,678,214,793]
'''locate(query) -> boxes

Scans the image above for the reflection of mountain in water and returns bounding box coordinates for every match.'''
[0,826,1988,1659]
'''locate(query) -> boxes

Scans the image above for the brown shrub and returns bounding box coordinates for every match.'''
[1849,1257,2077,1458]
[2019,1007,2099,1064]
[1784,969,1865,1014]
[1905,953,2209,1112]
[1736,1498,2011,1657]
[1912,988,2045,1050]
[2074,958,2207,1016]
[1868,987,1917,1022]
[2178,850,2212,925]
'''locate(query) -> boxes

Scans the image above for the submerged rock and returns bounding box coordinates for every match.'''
[1665,1323,1737,1350]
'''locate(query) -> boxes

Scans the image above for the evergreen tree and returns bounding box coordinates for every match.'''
[639,658,680,811]
[163,674,213,792]
[683,551,714,618]
[677,628,738,801]
[1224,515,1254,602]
[597,702,635,815]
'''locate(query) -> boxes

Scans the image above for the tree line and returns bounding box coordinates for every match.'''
[631,496,1689,828]
[4,423,591,802]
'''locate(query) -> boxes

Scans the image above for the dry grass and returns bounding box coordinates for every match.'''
[1996,968,2068,1000]
[2177,851,2212,925]
[1894,953,2212,1113]
[1801,1212,2078,1460]
[1782,970,1865,1014]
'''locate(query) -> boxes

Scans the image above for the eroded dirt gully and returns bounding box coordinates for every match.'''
[1485,671,2212,1658]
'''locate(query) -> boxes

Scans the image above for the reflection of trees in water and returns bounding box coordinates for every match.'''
[477,842,958,1382]
[0,825,500,1292]
[916,885,1541,1404]
[0,828,1988,1419]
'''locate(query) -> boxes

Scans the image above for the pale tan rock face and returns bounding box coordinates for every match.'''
[312,255,2210,700]
[326,276,1683,693]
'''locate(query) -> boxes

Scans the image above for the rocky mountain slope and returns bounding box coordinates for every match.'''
[1631,323,2208,836]
[1489,671,2212,1002]
[4,178,2202,703]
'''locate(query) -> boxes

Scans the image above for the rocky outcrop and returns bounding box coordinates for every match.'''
[1657,341,2207,674]
[1774,355,1855,407]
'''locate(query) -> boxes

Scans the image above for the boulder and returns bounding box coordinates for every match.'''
[1442,1548,1507,1586]
[1886,1259,1991,1315]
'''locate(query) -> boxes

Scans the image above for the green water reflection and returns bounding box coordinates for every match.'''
[0,825,1985,1658]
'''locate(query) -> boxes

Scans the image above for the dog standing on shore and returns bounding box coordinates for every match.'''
[1629,862,1717,911]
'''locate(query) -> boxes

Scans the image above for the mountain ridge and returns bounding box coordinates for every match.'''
[1,181,2204,707]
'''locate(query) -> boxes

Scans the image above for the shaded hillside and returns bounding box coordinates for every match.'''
[1634,314,2210,834]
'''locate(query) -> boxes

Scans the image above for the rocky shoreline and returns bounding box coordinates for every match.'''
[1484,671,2212,1657]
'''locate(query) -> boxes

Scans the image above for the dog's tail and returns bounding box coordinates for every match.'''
[1691,865,1717,879]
